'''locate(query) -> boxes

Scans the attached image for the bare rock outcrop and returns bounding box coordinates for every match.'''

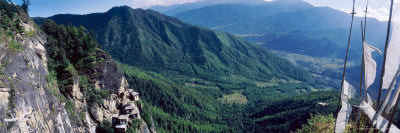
[0,20,68,132]
[0,14,152,133]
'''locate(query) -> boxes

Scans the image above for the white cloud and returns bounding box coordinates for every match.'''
[305,0,393,21]
[388,0,399,4]
[264,0,274,2]
[338,6,389,21]
[379,6,389,14]
[368,7,389,21]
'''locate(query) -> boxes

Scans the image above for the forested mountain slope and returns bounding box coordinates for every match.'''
[172,1,387,60]
[169,0,388,97]
[36,6,312,83]
[34,6,338,132]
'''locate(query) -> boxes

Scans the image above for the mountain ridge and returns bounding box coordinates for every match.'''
[31,5,340,132]
[171,2,387,61]
[173,1,313,29]
[35,6,313,82]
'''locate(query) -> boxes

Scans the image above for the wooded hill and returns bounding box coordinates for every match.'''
[35,6,337,132]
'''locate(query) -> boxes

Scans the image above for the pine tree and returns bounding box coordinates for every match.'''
[21,0,30,12]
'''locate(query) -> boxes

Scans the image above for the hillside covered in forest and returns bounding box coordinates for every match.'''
[33,6,340,132]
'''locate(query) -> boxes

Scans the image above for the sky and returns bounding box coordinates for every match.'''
[305,0,396,21]
[11,0,395,21]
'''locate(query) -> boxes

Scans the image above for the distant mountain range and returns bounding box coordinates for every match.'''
[150,0,267,16]
[166,0,387,60]
[158,0,388,97]
[173,1,313,30]
[33,6,335,132]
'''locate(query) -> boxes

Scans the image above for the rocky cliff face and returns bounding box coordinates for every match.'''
[0,19,67,132]
[0,12,152,133]
[79,50,153,133]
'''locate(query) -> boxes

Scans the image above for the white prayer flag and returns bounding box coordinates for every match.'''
[335,100,353,133]
[382,3,400,90]
[335,80,356,133]
[386,89,399,114]
[359,101,400,133]
[372,67,400,123]
[386,79,400,114]
[343,80,356,99]
[367,93,373,106]
[363,42,382,89]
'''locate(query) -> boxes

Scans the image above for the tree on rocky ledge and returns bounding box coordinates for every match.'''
[21,0,30,12]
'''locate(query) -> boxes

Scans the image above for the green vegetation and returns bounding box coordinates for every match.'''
[8,39,23,52]
[65,99,77,120]
[96,120,114,133]
[79,75,109,106]
[21,0,30,12]
[121,64,338,132]
[87,88,109,106]
[296,113,335,133]
[24,30,35,37]
[41,19,108,126]
[172,2,386,61]
[296,112,384,133]
[0,60,6,76]
[0,1,396,132]
[6,121,15,130]
[43,6,313,83]
[121,64,229,132]
[219,90,248,104]
[0,0,27,53]
[39,6,341,132]
[247,90,338,132]
[131,119,143,130]
[150,106,228,133]
[136,101,153,130]
[46,70,63,100]
[126,127,137,133]
[0,0,25,38]
[41,19,99,98]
